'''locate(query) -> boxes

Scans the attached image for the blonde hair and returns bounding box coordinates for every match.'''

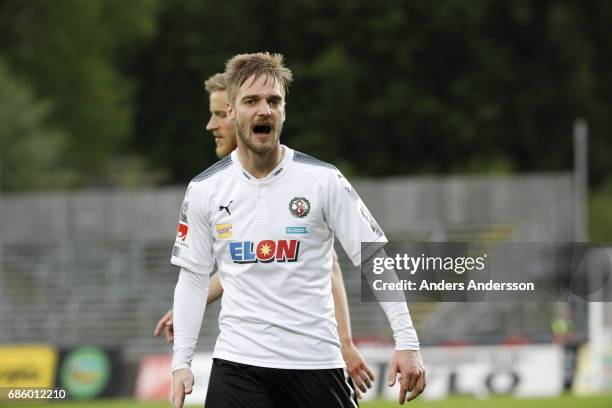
[224,52,293,102]
[203,73,226,94]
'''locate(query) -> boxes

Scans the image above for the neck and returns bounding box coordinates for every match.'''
[237,144,284,179]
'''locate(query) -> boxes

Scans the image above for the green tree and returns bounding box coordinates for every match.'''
[0,60,72,190]
[132,0,612,184]
[0,0,159,186]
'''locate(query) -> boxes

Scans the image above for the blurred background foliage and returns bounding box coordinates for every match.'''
[1,0,612,238]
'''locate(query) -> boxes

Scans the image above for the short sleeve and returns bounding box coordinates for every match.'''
[170,183,215,275]
[324,171,387,266]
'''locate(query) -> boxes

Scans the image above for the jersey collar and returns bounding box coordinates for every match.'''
[231,145,294,185]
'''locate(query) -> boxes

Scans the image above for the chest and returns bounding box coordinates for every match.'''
[208,178,327,241]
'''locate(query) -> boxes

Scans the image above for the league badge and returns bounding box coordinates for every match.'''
[176,222,189,241]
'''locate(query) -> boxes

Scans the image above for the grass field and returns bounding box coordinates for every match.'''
[3,395,611,408]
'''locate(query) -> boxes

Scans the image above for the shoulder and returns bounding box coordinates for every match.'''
[191,155,234,184]
[291,149,360,201]
[291,149,341,183]
[292,150,338,171]
[184,155,234,203]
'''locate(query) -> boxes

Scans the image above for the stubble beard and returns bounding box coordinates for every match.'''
[215,141,233,159]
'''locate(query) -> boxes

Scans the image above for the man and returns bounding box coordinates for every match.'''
[155,72,374,397]
[171,53,425,408]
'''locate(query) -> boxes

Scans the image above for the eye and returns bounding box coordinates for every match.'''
[245,99,256,106]
[218,112,227,118]
[269,99,279,107]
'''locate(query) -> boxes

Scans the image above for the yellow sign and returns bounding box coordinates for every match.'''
[0,345,58,388]
[215,223,232,239]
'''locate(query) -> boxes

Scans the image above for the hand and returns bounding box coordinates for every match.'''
[172,368,194,408]
[387,350,426,404]
[341,342,374,399]
[153,309,174,343]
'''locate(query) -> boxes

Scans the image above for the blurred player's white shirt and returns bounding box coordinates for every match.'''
[171,146,386,369]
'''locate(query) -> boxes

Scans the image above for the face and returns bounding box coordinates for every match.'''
[206,90,237,158]
[227,74,286,155]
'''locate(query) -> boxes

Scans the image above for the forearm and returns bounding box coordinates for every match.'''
[379,301,419,350]
[363,247,420,350]
[331,255,353,347]
[172,268,209,372]
[206,271,224,305]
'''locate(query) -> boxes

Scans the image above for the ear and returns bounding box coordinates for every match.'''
[227,100,236,120]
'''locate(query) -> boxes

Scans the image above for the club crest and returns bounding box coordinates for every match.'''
[289,197,310,218]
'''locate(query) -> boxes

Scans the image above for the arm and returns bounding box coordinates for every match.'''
[172,268,209,408]
[206,271,224,304]
[330,250,374,397]
[170,182,215,408]
[363,249,426,404]
[325,170,426,404]
[153,272,225,343]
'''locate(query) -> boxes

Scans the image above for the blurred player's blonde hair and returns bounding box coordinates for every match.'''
[224,52,293,103]
[204,73,226,94]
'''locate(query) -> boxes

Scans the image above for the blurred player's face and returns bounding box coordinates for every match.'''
[227,74,285,155]
[206,90,237,158]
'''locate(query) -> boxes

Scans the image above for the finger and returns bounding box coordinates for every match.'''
[359,370,372,389]
[153,319,165,337]
[387,362,398,386]
[406,373,426,402]
[355,387,363,400]
[173,391,183,408]
[398,380,409,405]
[406,371,418,393]
[183,378,193,394]
[351,374,367,393]
[364,364,375,381]
[173,385,185,408]
[165,327,174,343]
[173,393,185,408]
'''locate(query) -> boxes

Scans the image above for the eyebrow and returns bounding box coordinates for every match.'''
[241,94,283,101]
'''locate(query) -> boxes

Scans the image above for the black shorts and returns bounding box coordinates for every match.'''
[204,358,359,408]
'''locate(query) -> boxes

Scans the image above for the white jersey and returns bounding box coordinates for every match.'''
[171,146,387,369]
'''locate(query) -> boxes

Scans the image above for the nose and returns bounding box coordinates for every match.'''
[257,101,272,116]
[206,116,217,131]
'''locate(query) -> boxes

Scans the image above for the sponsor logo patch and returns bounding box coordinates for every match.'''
[286,226,308,234]
[229,240,300,263]
[215,223,233,239]
[289,197,310,218]
[176,222,188,241]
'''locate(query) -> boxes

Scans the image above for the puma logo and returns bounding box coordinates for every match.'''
[218,200,233,216]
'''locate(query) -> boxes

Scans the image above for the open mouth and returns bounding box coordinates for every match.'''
[253,124,272,135]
